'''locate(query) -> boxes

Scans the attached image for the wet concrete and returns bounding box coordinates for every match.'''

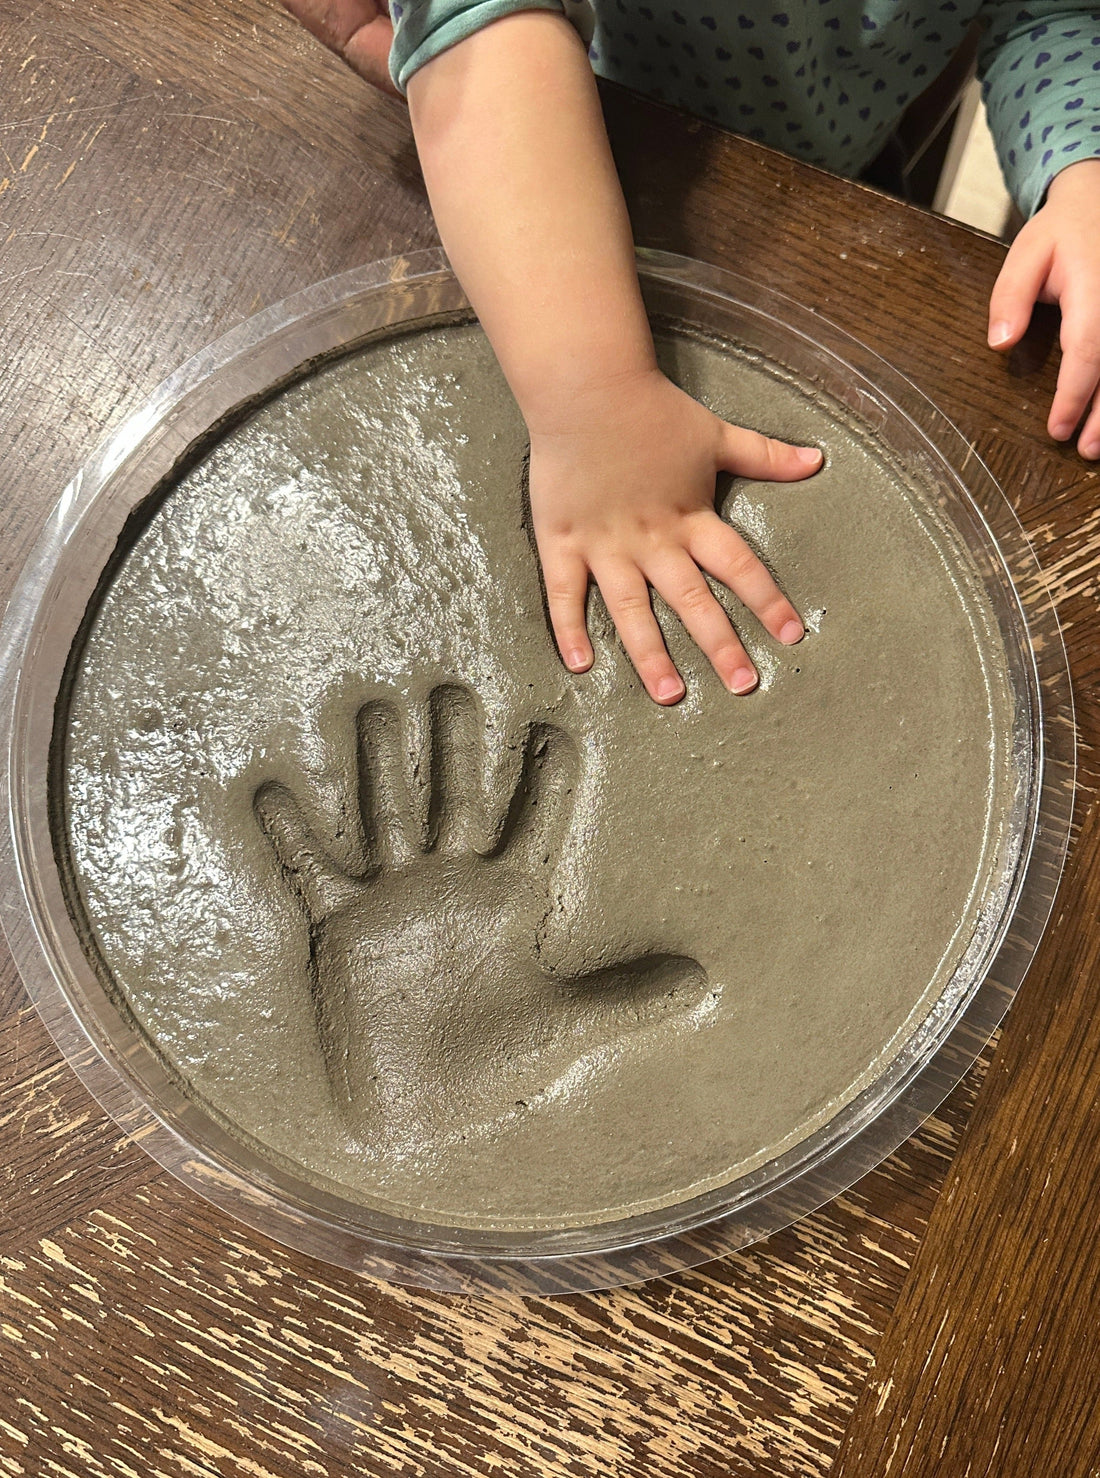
[59,321,1019,1230]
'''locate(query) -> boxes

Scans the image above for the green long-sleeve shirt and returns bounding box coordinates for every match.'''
[388,0,1100,215]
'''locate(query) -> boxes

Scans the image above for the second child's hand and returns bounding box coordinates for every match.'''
[988,159,1100,460]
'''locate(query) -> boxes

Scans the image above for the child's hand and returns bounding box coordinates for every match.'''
[988,159,1100,460]
[279,9,820,706]
[528,367,822,704]
[280,0,398,95]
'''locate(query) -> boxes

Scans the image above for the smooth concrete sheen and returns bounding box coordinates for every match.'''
[60,322,1018,1230]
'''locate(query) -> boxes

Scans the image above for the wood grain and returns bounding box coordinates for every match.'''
[0,1005,155,1263]
[834,807,1100,1478]
[0,1068,990,1478]
[0,4,1095,1476]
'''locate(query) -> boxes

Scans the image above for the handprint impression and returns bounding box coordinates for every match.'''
[254,685,708,1144]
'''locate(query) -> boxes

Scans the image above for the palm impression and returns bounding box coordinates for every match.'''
[255,684,707,1141]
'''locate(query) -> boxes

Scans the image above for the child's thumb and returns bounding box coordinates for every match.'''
[716,422,823,483]
[988,225,1053,350]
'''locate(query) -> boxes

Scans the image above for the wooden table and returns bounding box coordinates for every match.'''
[2,4,1098,1474]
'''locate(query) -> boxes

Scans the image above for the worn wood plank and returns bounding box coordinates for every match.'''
[0,1005,159,1262]
[833,805,1100,1478]
[0,1054,990,1478]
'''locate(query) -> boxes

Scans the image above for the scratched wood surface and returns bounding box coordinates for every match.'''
[0,3,1098,1475]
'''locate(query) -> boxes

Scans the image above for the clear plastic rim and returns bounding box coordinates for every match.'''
[0,249,1075,1296]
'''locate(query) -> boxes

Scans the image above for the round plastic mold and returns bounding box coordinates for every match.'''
[0,250,1075,1295]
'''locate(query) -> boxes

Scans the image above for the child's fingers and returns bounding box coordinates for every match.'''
[280,0,398,94]
[688,515,804,647]
[1077,392,1100,461]
[343,14,398,93]
[541,550,594,672]
[1049,352,1100,441]
[1049,291,1100,441]
[987,226,1054,350]
[716,423,823,483]
[590,559,685,705]
[645,552,758,694]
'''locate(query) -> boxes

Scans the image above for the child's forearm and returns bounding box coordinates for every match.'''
[406,11,656,432]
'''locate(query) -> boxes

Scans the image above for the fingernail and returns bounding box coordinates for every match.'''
[780,619,804,644]
[797,445,823,467]
[1081,439,1100,460]
[1050,422,1073,441]
[730,666,758,694]
[656,675,685,702]
[567,649,592,672]
[988,320,1013,347]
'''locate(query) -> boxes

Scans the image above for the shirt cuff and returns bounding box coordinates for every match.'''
[390,0,567,92]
